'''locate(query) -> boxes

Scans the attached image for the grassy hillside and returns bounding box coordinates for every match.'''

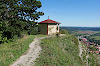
[35,34,85,66]
[0,35,35,66]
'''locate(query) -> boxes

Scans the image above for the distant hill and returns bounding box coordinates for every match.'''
[61,27,100,31]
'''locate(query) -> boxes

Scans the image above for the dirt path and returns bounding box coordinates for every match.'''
[78,39,83,60]
[78,37,89,66]
[10,37,47,66]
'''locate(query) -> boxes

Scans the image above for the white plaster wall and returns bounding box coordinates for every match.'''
[48,25,57,35]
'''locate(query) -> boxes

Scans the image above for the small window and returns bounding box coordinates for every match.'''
[57,25,59,30]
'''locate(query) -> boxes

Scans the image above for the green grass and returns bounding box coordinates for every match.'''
[81,41,100,66]
[0,35,36,66]
[88,53,99,66]
[91,36,100,40]
[35,35,85,66]
[0,34,47,66]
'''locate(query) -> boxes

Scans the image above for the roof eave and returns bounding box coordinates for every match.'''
[38,23,61,24]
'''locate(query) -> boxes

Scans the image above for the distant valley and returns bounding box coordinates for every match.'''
[61,27,100,32]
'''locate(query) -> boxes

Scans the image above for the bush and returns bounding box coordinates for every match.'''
[0,31,7,43]
[60,29,69,34]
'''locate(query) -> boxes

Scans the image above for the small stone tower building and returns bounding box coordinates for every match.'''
[38,19,60,35]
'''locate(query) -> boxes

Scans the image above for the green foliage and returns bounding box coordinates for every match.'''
[88,53,99,66]
[0,31,7,43]
[81,41,99,66]
[0,0,44,43]
[0,0,44,21]
[91,36,100,40]
[85,33,100,45]
[27,22,38,35]
[35,35,85,66]
[60,29,69,34]
[0,35,35,66]
[88,45,97,51]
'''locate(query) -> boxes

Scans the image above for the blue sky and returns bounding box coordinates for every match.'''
[37,0,100,27]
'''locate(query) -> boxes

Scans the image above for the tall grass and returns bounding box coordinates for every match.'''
[81,42,100,66]
[0,35,35,66]
[35,35,85,66]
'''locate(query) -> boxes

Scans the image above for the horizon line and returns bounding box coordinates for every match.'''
[60,26,100,28]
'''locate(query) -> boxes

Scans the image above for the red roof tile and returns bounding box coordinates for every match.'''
[96,51,100,53]
[38,19,60,24]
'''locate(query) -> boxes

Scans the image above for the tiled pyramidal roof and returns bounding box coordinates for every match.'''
[39,19,60,24]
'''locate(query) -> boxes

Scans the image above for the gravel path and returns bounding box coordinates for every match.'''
[78,37,89,66]
[78,40,83,60]
[78,36,83,60]
[10,37,47,66]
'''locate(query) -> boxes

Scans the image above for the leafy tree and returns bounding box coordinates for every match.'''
[0,0,44,21]
[0,0,44,43]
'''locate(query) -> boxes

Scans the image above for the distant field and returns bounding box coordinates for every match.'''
[61,27,100,32]
[76,31,99,34]
[91,36,100,40]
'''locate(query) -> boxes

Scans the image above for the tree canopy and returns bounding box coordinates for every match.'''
[0,0,44,43]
